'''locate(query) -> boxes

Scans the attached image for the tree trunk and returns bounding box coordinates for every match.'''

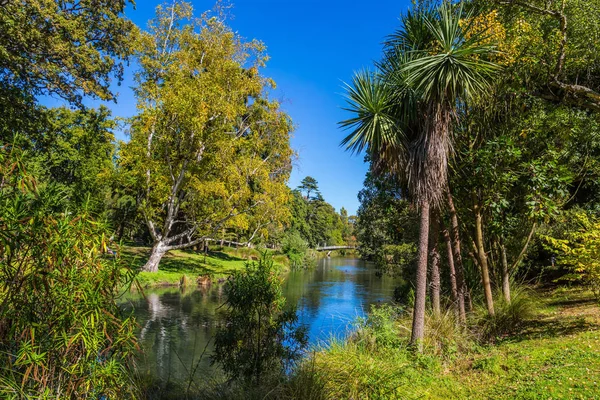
[411,200,430,351]
[446,192,467,322]
[473,197,495,316]
[143,241,167,273]
[429,215,441,318]
[442,224,459,317]
[500,242,511,304]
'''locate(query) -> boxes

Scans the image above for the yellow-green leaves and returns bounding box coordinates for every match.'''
[120,1,293,268]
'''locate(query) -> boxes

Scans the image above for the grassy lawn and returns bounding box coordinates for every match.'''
[122,246,289,288]
[462,287,600,399]
[291,287,600,400]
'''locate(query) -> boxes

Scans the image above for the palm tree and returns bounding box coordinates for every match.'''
[401,3,499,323]
[340,2,498,350]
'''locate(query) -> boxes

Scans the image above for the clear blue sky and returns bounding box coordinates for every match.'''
[46,0,412,215]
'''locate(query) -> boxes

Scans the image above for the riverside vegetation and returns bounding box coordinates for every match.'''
[2,0,600,398]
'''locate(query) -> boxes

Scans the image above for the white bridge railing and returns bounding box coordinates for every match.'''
[315,245,357,251]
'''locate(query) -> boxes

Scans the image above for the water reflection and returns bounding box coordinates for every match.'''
[121,257,398,382]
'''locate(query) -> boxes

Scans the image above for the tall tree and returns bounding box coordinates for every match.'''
[400,3,500,324]
[122,2,293,272]
[341,3,498,349]
[298,176,320,200]
[24,106,117,214]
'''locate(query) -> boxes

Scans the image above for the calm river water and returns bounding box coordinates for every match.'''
[121,257,398,383]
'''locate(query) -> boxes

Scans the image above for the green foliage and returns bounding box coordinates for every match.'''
[0,146,138,398]
[279,287,599,400]
[298,176,320,200]
[281,231,309,269]
[543,211,600,300]
[351,302,470,357]
[377,243,417,278]
[0,0,136,105]
[353,304,404,350]
[24,106,117,214]
[355,170,418,278]
[212,255,307,386]
[287,183,351,249]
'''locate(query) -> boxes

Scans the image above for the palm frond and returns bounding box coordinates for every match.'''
[403,2,501,104]
[339,71,406,156]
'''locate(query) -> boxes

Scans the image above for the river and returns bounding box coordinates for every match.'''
[121,257,399,384]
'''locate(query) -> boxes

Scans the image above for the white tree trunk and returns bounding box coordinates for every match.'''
[143,241,167,272]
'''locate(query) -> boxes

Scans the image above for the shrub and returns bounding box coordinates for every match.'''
[212,254,307,386]
[281,232,310,269]
[375,243,417,278]
[352,304,404,350]
[0,146,138,398]
[542,211,600,301]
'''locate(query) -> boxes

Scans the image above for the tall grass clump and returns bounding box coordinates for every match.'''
[474,284,538,341]
[0,146,138,398]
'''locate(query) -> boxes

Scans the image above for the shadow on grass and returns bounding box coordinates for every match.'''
[516,316,598,341]
[504,292,599,344]
[547,297,598,308]
[208,251,241,262]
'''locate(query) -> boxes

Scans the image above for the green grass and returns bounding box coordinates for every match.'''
[122,246,289,288]
[286,286,600,400]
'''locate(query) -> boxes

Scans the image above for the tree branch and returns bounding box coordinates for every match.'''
[509,222,537,272]
[499,0,600,111]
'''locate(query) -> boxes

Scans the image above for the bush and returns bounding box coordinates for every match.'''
[542,211,600,301]
[281,232,310,269]
[212,254,307,386]
[352,304,404,350]
[0,146,138,398]
[375,243,417,278]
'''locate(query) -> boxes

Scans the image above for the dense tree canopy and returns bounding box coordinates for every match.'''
[121,2,294,271]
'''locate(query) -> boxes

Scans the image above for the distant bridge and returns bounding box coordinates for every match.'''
[315,246,357,252]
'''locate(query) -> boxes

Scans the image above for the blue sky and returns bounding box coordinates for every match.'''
[46,0,412,215]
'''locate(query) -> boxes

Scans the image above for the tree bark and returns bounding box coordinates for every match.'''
[429,215,441,318]
[143,241,167,273]
[442,224,459,318]
[500,241,511,304]
[411,200,430,351]
[446,191,467,322]
[473,196,495,316]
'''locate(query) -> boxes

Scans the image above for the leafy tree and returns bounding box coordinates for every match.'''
[281,231,311,269]
[122,2,293,272]
[542,210,600,301]
[298,176,320,200]
[339,207,356,245]
[287,184,348,249]
[21,106,117,214]
[355,170,418,273]
[212,255,307,386]
[0,0,135,106]
[447,1,600,306]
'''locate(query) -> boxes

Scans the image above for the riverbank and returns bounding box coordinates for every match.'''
[284,286,600,399]
[143,285,600,399]
[122,246,290,288]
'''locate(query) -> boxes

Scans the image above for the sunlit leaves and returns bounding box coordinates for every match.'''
[0,146,138,397]
[120,1,293,257]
